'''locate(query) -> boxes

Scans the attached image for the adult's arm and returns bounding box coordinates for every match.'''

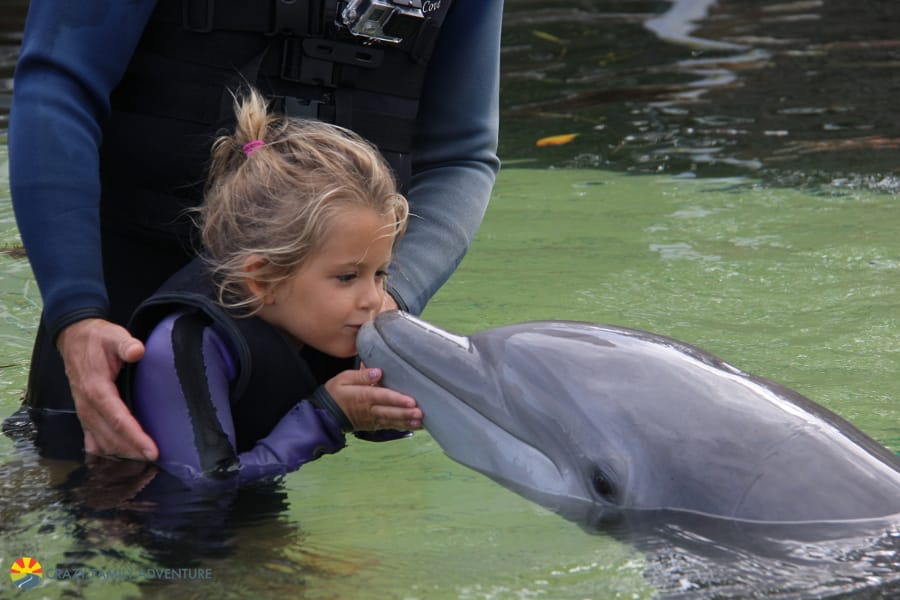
[9,1,161,460]
[387,0,503,315]
[10,0,158,339]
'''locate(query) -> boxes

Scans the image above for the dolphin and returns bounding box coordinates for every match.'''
[357,312,900,527]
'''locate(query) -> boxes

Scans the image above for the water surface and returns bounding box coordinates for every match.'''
[2,165,898,598]
[502,0,900,189]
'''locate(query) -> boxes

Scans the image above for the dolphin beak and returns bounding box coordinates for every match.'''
[361,312,490,403]
[368,311,470,352]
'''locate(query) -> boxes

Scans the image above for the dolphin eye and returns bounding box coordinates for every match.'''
[591,470,616,500]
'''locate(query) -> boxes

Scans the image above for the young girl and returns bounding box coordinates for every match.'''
[125,88,423,484]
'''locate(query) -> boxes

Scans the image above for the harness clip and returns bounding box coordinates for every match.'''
[183,0,215,33]
[267,0,310,36]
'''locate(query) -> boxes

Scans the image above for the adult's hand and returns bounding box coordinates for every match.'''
[325,367,422,431]
[56,318,159,460]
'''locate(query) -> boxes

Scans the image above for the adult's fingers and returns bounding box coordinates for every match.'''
[58,319,157,460]
[79,389,159,460]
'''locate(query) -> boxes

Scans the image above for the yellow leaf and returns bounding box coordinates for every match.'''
[535,133,578,147]
[532,30,564,44]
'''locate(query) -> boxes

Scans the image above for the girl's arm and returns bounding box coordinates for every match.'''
[132,312,346,485]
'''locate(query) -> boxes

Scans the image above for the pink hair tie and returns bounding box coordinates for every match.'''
[242,140,265,156]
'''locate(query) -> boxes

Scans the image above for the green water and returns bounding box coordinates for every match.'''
[0,161,898,598]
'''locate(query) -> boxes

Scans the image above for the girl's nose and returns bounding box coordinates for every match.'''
[360,276,383,310]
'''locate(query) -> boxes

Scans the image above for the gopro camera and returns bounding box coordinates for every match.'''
[340,0,425,45]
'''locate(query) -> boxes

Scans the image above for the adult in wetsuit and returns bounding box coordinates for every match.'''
[7,0,502,459]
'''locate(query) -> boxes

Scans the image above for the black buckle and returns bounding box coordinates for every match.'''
[281,37,332,84]
[280,37,326,86]
[303,39,384,69]
[273,95,324,119]
[281,38,383,84]
[183,0,215,33]
[268,0,309,36]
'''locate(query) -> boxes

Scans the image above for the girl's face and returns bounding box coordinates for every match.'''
[257,207,396,357]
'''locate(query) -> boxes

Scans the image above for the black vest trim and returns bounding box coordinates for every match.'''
[170,311,240,473]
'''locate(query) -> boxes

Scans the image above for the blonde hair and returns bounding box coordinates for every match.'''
[198,87,409,313]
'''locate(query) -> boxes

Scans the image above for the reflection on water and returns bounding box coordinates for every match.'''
[1,0,900,186]
[501,0,900,189]
[608,510,900,599]
[0,0,25,127]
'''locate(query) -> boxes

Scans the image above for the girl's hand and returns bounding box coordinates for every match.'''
[324,367,422,431]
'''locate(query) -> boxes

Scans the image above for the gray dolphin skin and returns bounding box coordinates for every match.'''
[357,311,900,527]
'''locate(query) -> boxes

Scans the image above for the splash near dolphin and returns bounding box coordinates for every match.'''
[357,312,900,528]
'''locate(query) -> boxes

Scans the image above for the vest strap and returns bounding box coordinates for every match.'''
[179,0,316,36]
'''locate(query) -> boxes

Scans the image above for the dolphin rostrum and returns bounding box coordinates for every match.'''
[357,312,900,527]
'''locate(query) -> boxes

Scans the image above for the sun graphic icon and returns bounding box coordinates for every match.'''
[10,557,43,590]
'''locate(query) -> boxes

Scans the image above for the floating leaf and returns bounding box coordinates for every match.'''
[535,133,578,147]
[532,30,565,45]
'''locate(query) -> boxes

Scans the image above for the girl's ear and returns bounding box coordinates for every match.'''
[242,254,275,305]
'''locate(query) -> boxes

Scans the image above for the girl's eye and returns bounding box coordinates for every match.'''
[375,270,389,280]
[336,273,357,283]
